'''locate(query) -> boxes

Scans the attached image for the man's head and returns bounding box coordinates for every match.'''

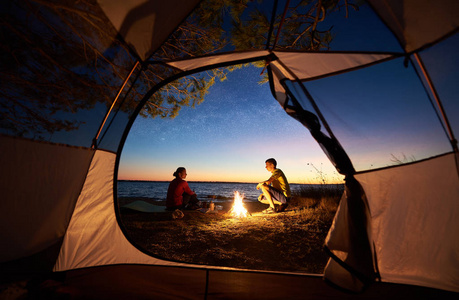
[265,158,277,172]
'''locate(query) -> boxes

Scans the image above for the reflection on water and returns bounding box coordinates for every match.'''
[117,180,331,202]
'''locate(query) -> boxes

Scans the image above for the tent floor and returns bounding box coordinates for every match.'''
[17,264,458,299]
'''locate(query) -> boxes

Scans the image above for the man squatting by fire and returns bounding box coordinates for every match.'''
[257,158,291,214]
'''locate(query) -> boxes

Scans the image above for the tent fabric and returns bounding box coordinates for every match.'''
[44,265,459,299]
[324,177,376,292]
[165,50,394,82]
[54,150,165,271]
[268,51,395,111]
[354,153,459,292]
[164,50,395,110]
[97,0,459,61]
[271,51,394,81]
[96,0,201,61]
[53,150,203,271]
[1,0,458,297]
[269,62,289,107]
[367,0,459,53]
[166,50,270,72]
[0,136,94,263]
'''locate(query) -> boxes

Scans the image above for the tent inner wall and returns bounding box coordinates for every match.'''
[53,150,196,271]
[0,136,94,267]
[356,153,459,292]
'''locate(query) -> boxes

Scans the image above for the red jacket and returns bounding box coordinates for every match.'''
[166,177,194,208]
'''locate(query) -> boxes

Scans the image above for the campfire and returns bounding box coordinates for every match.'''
[228,191,250,218]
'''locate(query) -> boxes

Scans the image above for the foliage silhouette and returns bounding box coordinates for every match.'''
[0,0,358,140]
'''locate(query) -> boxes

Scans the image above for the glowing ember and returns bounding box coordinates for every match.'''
[229,191,249,218]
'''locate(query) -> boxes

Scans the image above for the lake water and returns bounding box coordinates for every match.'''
[117,180,328,202]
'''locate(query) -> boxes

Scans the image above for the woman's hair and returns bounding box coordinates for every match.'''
[173,167,186,177]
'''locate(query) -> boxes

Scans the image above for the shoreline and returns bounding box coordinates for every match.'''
[117,197,263,211]
[118,179,345,185]
[117,182,345,204]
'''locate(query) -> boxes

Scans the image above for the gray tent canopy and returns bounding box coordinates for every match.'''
[1,0,458,298]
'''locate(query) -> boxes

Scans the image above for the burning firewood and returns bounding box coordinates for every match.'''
[228,191,251,218]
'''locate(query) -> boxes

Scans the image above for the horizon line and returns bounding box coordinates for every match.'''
[117,179,344,185]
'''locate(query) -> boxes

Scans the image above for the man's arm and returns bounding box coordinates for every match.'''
[257,177,274,190]
[265,170,281,185]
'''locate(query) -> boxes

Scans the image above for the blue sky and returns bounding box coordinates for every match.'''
[119,64,343,183]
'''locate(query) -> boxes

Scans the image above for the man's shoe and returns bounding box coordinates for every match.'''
[262,207,276,214]
[277,203,289,213]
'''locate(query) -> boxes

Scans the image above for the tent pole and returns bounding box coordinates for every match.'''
[265,0,278,50]
[260,0,285,75]
[413,53,458,152]
[92,61,140,149]
[271,0,290,50]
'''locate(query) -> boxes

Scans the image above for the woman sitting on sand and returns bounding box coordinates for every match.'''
[166,167,200,211]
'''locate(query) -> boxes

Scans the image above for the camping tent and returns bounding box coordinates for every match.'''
[1,0,458,298]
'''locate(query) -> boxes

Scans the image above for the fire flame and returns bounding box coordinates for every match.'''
[230,191,249,218]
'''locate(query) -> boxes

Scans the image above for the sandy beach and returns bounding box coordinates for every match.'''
[118,196,336,274]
